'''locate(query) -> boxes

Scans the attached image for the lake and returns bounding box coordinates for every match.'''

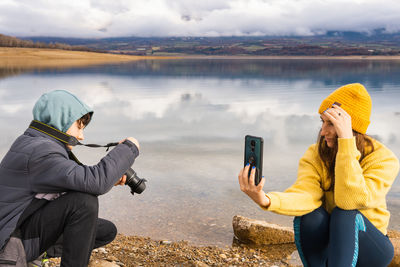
[1,58,400,247]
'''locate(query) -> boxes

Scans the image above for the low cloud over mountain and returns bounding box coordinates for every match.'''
[1,0,400,38]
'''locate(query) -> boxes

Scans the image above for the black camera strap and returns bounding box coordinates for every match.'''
[29,120,119,151]
[13,120,118,234]
[29,121,147,196]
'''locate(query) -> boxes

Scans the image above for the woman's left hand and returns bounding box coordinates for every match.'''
[324,104,353,138]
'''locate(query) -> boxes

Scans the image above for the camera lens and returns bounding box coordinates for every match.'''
[249,156,255,165]
[251,140,256,147]
[124,168,147,195]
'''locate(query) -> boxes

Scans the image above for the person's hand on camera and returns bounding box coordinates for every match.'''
[114,175,127,186]
[119,137,140,151]
[238,164,270,208]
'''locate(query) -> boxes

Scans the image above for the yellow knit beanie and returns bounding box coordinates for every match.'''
[318,83,372,134]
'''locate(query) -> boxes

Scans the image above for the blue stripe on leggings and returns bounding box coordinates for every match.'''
[352,213,366,267]
[293,217,308,267]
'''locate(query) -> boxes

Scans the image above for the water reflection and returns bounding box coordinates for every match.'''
[0,67,27,80]
[17,59,400,87]
[0,59,400,246]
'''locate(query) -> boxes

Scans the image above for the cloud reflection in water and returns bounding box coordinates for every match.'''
[0,59,400,245]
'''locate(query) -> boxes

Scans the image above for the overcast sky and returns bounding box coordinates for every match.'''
[1,0,400,38]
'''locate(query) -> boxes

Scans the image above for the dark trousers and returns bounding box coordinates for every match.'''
[294,206,394,267]
[19,192,117,267]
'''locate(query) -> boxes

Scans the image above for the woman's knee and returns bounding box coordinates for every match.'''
[296,206,330,232]
[293,207,330,266]
[330,207,366,235]
[330,207,358,221]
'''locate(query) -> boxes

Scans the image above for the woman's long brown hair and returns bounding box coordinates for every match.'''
[317,131,374,191]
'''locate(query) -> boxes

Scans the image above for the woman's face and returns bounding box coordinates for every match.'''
[320,112,337,148]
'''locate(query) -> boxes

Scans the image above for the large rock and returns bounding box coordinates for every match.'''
[232,215,294,246]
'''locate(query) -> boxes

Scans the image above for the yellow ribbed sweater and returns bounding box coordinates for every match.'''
[264,137,399,235]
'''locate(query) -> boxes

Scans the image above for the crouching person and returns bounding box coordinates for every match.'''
[0,90,140,267]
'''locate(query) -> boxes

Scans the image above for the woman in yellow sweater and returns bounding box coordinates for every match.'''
[238,83,399,267]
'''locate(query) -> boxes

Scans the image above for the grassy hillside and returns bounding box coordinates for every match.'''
[0,47,168,69]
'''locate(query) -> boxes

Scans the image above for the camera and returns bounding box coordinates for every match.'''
[125,168,147,195]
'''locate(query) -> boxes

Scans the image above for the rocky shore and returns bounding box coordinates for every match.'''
[47,234,297,267]
[91,234,298,267]
[46,215,400,267]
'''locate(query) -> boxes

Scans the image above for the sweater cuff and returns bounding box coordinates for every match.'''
[260,193,280,211]
[337,137,358,155]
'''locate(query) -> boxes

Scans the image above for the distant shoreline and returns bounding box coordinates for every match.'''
[2,47,400,70]
[0,47,172,69]
[176,54,400,60]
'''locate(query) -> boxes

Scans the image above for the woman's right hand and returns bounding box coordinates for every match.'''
[238,164,270,208]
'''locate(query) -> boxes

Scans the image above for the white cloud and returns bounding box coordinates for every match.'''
[0,103,24,114]
[0,0,400,37]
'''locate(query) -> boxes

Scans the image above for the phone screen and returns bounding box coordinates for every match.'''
[244,135,264,185]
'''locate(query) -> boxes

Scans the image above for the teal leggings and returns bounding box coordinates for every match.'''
[294,207,394,267]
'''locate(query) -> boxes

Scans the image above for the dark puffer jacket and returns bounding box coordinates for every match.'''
[0,90,139,250]
[0,127,138,250]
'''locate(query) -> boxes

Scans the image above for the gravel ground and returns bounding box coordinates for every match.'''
[48,234,298,267]
[47,230,400,266]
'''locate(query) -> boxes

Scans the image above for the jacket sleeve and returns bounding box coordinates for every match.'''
[263,145,324,216]
[334,138,399,209]
[28,141,139,195]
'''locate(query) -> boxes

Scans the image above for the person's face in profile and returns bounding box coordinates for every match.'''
[66,121,85,150]
[320,112,337,148]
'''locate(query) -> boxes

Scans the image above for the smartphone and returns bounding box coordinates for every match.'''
[244,135,264,185]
